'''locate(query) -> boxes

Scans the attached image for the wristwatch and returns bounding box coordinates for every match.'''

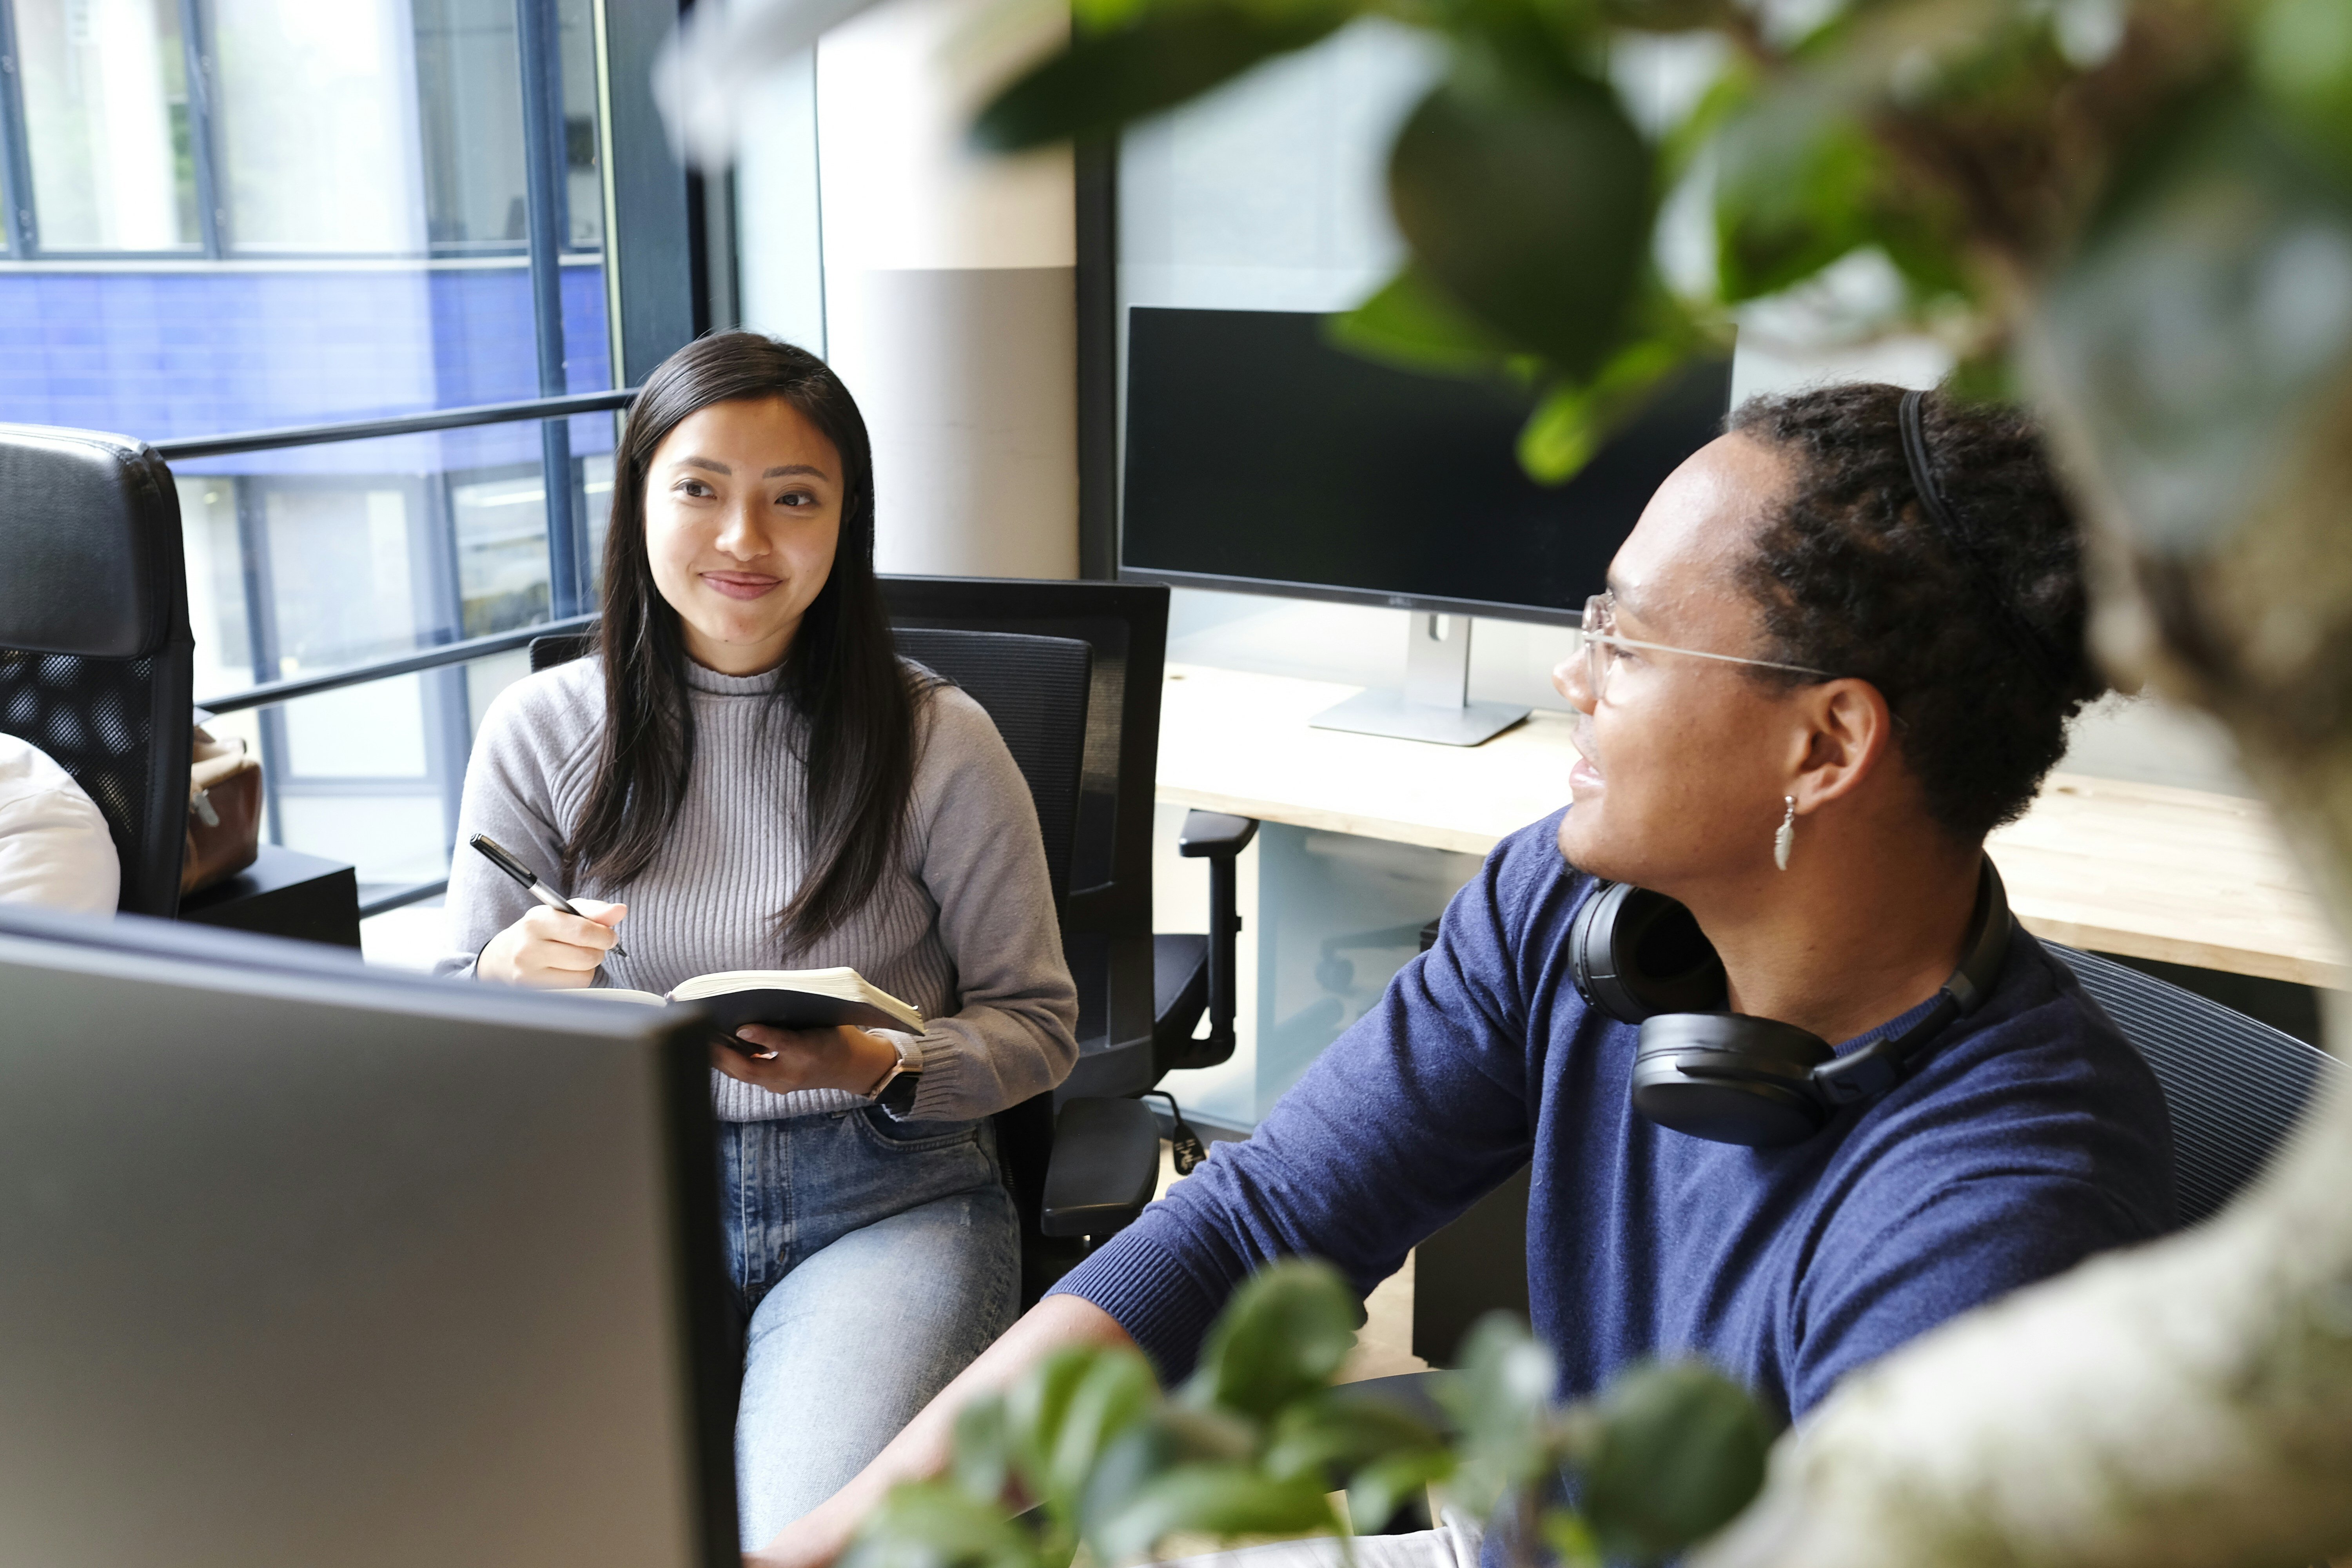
[865,1035,924,1118]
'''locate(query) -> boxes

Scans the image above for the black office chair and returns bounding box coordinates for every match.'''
[875,578,1256,1086]
[2048,944,2332,1226]
[0,424,194,917]
[1408,935,2339,1368]
[525,579,1256,1299]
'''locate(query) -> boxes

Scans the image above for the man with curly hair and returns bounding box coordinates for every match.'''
[757,385,2178,1568]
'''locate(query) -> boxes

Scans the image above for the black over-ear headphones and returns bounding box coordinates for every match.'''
[1568,861,2015,1147]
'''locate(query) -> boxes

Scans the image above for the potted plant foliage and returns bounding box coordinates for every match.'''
[840,1260,1773,1568]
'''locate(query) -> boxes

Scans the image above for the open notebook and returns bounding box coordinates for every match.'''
[570,967,924,1036]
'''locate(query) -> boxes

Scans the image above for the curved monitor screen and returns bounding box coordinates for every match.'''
[1120,307,1733,623]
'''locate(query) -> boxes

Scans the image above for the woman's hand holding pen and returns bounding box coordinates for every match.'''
[478,898,628,987]
[713,1024,900,1096]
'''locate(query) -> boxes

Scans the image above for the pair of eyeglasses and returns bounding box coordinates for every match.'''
[1577,592,1833,703]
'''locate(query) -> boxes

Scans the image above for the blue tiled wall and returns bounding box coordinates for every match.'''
[0,261,613,473]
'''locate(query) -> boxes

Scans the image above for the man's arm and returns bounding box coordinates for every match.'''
[751,1296,1135,1568]
[755,824,1566,1564]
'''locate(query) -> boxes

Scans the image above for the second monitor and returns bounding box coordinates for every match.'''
[1121,307,1733,743]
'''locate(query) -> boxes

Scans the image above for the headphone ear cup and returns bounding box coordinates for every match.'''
[1631,1014,1835,1147]
[1570,882,1725,1024]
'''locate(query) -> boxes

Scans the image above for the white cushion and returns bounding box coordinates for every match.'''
[0,734,122,915]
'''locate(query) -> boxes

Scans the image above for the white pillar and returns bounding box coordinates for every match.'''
[813,0,1078,579]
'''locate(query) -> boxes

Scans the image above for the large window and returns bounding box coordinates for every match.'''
[13,0,198,251]
[0,0,641,915]
[0,0,610,426]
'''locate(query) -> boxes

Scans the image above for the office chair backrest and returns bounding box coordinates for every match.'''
[894,628,1090,902]
[526,633,593,674]
[0,425,194,917]
[879,577,1169,942]
[2050,944,2332,1226]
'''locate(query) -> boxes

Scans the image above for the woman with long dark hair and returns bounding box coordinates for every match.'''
[437,332,1079,1544]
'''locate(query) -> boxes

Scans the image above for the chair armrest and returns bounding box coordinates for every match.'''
[1178,810,1259,859]
[1040,1096,1162,1239]
[1175,811,1259,1061]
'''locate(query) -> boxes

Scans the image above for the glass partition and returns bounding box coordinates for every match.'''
[174,408,613,907]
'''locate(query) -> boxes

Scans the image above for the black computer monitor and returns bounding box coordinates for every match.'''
[0,909,735,1568]
[1120,307,1732,743]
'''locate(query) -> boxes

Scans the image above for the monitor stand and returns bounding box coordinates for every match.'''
[1310,613,1529,747]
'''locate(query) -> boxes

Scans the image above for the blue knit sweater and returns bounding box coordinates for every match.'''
[1054,811,2176,1423]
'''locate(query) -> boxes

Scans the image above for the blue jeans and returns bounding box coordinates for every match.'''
[720,1107,1019,1548]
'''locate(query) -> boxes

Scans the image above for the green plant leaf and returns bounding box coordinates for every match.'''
[1047,1347,1163,1503]
[1601,0,1729,32]
[1517,332,1693,483]
[951,1394,1014,1504]
[2040,89,2352,557]
[1074,1421,1174,1541]
[1072,0,1150,34]
[1263,1387,1448,1481]
[1327,267,1518,378]
[1004,1347,1100,1493]
[1711,85,1879,302]
[1180,1259,1362,1421]
[2252,0,2352,175]
[1436,1315,1558,1512]
[1347,1449,1457,1534]
[1537,1507,1605,1568]
[1157,1401,1260,1462]
[840,1480,1044,1568]
[1388,69,1656,376]
[1579,1361,1773,1562]
[1095,1463,1339,1564]
[971,1,1353,153]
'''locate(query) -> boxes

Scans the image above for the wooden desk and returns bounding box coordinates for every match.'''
[1155,663,2349,991]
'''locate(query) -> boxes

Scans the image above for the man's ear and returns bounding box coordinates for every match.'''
[1787,678,1895,811]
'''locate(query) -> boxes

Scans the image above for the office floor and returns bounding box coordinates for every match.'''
[1152,1140,1427,1383]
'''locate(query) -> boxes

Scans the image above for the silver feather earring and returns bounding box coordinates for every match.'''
[1773,796,1797,871]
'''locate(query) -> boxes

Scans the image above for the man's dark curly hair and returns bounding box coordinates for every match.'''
[1725,383,2108,844]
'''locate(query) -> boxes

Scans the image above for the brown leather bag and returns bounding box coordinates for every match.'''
[183,722,263,896]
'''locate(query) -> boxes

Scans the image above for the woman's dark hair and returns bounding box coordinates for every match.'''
[564,331,931,950]
[1726,383,2107,844]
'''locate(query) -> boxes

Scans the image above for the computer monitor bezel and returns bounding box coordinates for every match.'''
[1115,561,1586,629]
[0,907,739,1568]
[1114,305,1733,630]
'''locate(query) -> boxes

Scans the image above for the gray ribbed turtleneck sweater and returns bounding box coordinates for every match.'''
[436,655,1079,1123]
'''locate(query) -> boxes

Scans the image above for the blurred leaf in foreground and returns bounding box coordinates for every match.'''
[1181,1257,1362,1421]
[1327,266,1523,380]
[1095,1463,1340,1564]
[2252,0,2352,175]
[1581,1361,1776,1562]
[1439,1312,1560,1513]
[971,0,1350,152]
[1518,335,1694,484]
[2041,90,2352,557]
[1389,68,1656,379]
[844,1481,1044,1568]
[848,1262,1771,1568]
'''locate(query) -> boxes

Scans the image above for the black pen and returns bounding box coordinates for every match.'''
[468,833,628,959]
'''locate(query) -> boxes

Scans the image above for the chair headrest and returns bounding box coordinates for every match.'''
[0,424,187,659]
